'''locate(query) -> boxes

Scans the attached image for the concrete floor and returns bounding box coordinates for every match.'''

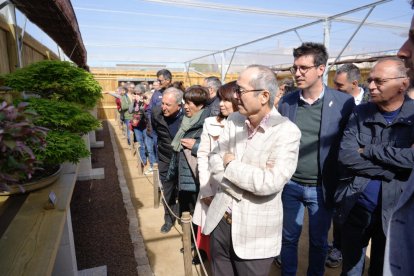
[109,120,370,276]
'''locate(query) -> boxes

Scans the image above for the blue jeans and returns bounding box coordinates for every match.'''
[133,128,147,165]
[281,180,332,276]
[143,131,156,168]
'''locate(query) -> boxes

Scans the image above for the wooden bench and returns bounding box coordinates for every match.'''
[0,163,79,276]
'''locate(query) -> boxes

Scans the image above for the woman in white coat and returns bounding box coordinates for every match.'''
[192,81,238,264]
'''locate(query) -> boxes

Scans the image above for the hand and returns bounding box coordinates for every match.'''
[223,152,235,168]
[181,138,196,150]
[201,196,214,206]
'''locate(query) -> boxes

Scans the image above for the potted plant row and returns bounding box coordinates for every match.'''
[0,60,102,194]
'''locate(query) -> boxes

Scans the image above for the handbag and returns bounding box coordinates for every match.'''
[183,148,198,178]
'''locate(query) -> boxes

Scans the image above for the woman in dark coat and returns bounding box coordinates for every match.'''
[170,85,210,217]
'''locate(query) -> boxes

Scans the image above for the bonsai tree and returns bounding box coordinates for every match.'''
[0,101,48,190]
[1,60,103,171]
[26,98,100,165]
[3,60,102,109]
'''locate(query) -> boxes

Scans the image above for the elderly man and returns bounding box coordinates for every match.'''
[334,63,369,105]
[151,87,184,233]
[326,63,369,268]
[278,42,355,276]
[203,76,222,116]
[383,2,414,275]
[335,57,414,275]
[203,65,301,276]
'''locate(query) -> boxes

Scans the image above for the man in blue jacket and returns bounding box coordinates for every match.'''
[335,57,414,276]
[383,2,414,275]
[278,42,355,276]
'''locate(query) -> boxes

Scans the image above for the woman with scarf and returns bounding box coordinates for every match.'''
[191,81,238,264]
[170,85,210,220]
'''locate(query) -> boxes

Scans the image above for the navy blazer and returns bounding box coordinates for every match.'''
[278,86,355,207]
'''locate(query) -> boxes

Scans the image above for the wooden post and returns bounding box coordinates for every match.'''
[181,212,192,276]
[153,164,160,208]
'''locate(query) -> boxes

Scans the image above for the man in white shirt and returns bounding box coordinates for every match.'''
[333,63,369,106]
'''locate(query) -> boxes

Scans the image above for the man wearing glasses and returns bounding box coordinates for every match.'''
[278,42,355,276]
[384,2,414,275]
[203,65,301,275]
[335,57,414,275]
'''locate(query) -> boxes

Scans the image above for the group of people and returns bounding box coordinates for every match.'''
[110,4,414,274]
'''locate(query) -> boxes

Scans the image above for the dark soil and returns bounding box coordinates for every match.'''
[70,121,138,275]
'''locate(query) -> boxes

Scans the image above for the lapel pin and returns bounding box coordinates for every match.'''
[329,101,333,107]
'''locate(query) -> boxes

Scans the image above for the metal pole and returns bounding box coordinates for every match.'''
[181,212,192,276]
[323,19,331,85]
[10,3,22,68]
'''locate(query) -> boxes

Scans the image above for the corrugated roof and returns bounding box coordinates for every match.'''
[11,0,87,68]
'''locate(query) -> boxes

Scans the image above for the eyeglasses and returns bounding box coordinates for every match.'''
[366,76,407,86]
[157,79,166,83]
[233,85,264,97]
[289,65,318,75]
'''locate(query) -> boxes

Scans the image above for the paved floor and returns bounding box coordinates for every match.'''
[109,120,370,276]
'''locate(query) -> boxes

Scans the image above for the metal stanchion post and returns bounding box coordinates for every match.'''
[181,212,192,276]
[153,164,160,208]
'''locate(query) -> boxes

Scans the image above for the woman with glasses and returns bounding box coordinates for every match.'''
[192,81,239,264]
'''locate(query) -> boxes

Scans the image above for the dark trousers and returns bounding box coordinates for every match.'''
[332,220,342,250]
[210,218,273,276]
[341,204,385,276]
[158,160,178,225]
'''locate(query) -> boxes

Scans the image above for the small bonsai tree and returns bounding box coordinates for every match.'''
[3,60,102,109]
[25,98,100,165]
[0,101,48,190]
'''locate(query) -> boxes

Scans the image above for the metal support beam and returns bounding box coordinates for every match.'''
[323,19,331,84]
[185,0,391,65]
[223,48,238,82]
[184,62,191,86]
[10,3,22,68]
[324,5,376,80]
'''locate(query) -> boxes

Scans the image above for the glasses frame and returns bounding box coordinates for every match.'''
[366,76,407,86]
[289,65,318,75]
[233,86,265,97]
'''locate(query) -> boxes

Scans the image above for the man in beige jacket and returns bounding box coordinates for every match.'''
[203,65,301,276]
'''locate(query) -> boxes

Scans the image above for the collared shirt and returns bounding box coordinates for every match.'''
[245,112,271,139]
[354,87,365,106]
[299,86,325,105]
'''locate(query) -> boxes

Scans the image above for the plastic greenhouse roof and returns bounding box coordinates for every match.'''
[16,0,412,72]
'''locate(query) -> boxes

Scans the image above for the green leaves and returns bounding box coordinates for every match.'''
[3,60,102,109]
[26,98,101,135]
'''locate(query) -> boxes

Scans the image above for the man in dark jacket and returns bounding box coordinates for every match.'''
[151,87,184,233]
[335,57,414,275]
[203,76,221,116]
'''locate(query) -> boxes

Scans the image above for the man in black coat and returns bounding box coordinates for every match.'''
[151,87,184,233]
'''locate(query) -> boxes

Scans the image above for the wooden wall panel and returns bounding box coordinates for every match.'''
[0,29,10,74]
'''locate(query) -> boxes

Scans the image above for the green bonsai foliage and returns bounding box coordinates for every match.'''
[3,60,102,108]
[27,98,101,135]
[0,101,48,188]
[34,130,90,165]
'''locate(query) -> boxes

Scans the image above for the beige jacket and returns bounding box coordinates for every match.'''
[203,108,301,259]
[193,116,227,227]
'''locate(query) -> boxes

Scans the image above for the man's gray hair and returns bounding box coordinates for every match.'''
[135,84,146,94]
[164,87,183,104]
[336,64,361,83]
[376,57,408,77]
[204,76,222,92]
[247,64,278,107]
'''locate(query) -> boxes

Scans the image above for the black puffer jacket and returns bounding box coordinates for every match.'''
[151,106,184,165]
